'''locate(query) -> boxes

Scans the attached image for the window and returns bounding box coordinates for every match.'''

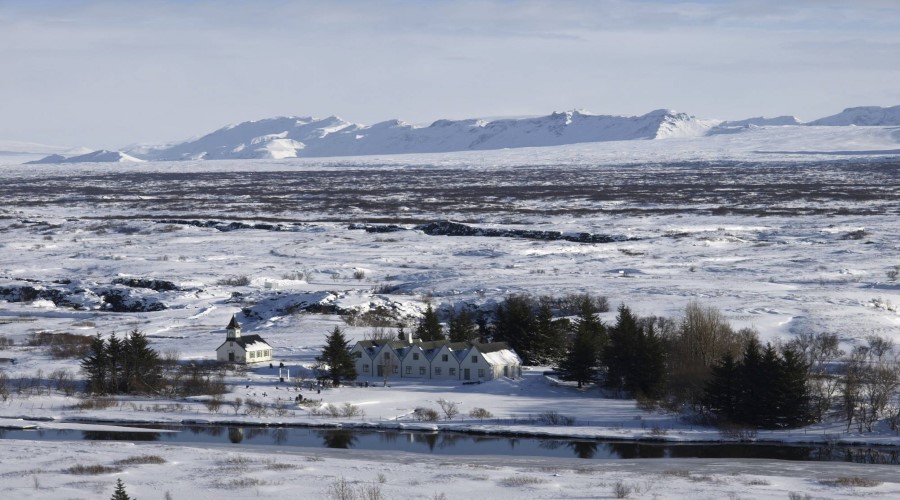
[419,367,426,375]
[413,353,419,360]
[471,356,477,363]
[435,367,442,375]
[406,366,411,374]
[355,352,362,358]
[442,354,448,362]
[363,364,369,372]
[392,365,398,374]
[384,352,390,359]
[449,368,456,376]
[250,352,255,358]
[478,369,485,378]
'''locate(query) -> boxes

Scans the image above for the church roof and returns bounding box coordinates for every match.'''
[216,334,270,352]
[226,315,241,330]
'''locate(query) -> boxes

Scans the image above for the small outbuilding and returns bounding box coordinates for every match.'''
[215,315,272,364]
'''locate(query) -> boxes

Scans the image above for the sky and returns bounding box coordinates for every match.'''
[1,0,899,149]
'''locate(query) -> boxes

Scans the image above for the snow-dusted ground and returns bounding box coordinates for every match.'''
[1,133,899,498]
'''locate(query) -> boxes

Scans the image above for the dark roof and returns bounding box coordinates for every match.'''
[471,342,513,354]
[226,315,241,330]
[216,334,270,351]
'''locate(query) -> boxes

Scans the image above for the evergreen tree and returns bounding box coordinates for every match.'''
[448,308,478,343]
[110,478,133,500]
[757,343,782,428]
[737,337,763,426]
[775,346,812,428]
[81,333,108,394]
[106,333,124,393]
[493,295,538,363]
[124,329,161,393]
[603,304,641,393]
[635,322,667,398]
[534,301,567,364]
[317,327,357,386]
[414,303,445,341]
[703,352,741,422]
[557,298,605,388]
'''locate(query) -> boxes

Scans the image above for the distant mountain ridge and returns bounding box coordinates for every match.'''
[26,149,143,164]
[133,109,717,161]
[21,105,900,164]
[807,105,900,126]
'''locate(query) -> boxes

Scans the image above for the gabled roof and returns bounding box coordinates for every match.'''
[470,342,513,354]
[216,334,270,352]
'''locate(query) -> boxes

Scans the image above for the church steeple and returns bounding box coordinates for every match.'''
[226,315,241,339]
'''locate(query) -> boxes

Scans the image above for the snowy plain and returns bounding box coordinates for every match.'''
[1,127,899,498]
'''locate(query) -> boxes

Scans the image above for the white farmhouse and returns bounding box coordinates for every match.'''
[215,315,272,364]
[350,338,520,382]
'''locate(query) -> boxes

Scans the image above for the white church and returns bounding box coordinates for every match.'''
[215,315,272,364]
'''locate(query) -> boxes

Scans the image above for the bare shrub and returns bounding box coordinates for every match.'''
[217,275,251,286]
[64,464,122,475]
[501,476,547,487]
[413,407,440,422]
[311,403,365,418]
[787,493,812,500]
[229,398,243,415]
[821,476,882,488]
[28,331,92,358]
[244,398,269,417]
[469,407,493,419]
[204,396,223,413]
[613,480,632,498]
[326,476,356,500]
[353,269,366,281]
[114,455,166,465]
[74,396,117,410]
[437,398,459,420]
[538,411,575,426]
[661,469,691,478]
[718,423,758,442]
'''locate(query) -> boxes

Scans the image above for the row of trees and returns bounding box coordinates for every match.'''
[81,329,162,394]
[703,340,812,428]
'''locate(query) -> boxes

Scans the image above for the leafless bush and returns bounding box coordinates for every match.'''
[0,335,13,346]
[538,411,576,426]
[413,407,440,422]
[217,275,251,286]
[326,476,356,500]
[28,331,92,358]
[114,455,166,465]
[501,476,547,487]
[204,396,224,413]
[469,407,493,419]
[311,403,365,418]
[787,493,812,500]
[718,423,758,442]
[437,398,459,420]
[353,269,366,281]
[64,464,122,475]
[229,398,243,415]
[887,265,899,281]
[820,476,882,487]
[613,480,632,498]
[244,398,269,417]
[74,396,118,410]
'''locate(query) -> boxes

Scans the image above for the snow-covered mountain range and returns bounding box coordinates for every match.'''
[21,105,900,164]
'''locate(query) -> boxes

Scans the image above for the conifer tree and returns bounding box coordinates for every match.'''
[81,333,108,394]
[635,322,667,398]
[110,478,133,500]
[317,326,357,386]
[493,295,537,362]
[534,301,567,364]
[414,303,445,341]
[124,329,161,393]
[448,308,477,343]
[557,298,605,388]
[106,333,124,393]
[603,304,640,393]
[775,346,812,428]
[703,352,741,422]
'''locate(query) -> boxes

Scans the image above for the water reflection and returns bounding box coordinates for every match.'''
[3,425,898,464]
[322,430,357,449]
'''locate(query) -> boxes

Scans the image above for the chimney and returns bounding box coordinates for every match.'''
[407,330,413,344]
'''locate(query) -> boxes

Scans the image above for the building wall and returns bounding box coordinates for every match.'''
[429,346,461,380]
[458,349,495,381]
[401,346,431,378]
